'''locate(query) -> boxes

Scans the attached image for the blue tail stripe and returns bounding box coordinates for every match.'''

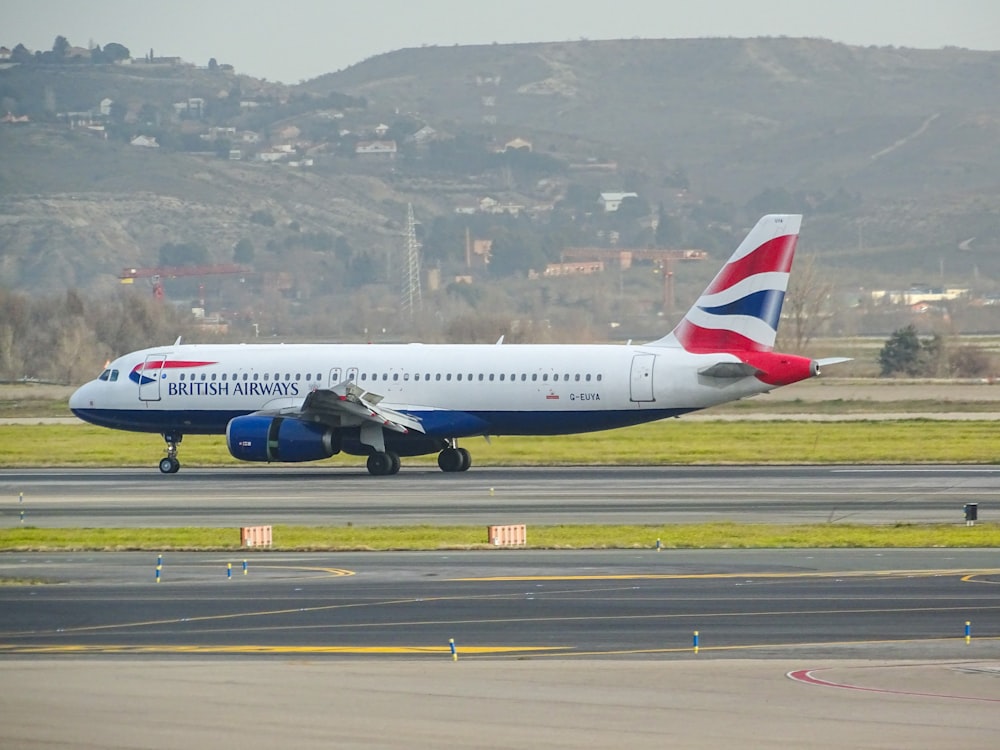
[698,289,785,330]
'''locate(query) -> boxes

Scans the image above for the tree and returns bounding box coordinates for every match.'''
[233,238,255,264]
[52,36,70,59]
[653,203,682,247]
[878,325,924,377]
[158,241,208,267]
[11,43,31,64]
[103,42,130,63]
[779,254,834,352]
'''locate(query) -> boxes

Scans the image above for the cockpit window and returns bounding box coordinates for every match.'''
[110,369,119,382]
[98,369,111,381]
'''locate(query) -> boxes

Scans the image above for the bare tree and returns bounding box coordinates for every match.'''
[778,254,834,352]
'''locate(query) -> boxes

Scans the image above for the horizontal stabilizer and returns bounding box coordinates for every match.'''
[815,357,852,367]
[698,361,763,379]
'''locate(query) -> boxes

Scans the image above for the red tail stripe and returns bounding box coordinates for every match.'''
[705,234,797,295]
[673,320,770,353]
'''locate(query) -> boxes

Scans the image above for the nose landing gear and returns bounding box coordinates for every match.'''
[159,432,182,474]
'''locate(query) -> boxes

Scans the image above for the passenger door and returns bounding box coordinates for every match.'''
[138,354,166,401]
[629,354,655,402]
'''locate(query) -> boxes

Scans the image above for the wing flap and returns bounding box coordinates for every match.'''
[300,382,424,434]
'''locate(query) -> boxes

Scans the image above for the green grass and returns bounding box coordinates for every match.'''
[1,523,997,552]
[3,420,1000,466]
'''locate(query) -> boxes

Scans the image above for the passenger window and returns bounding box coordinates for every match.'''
[436,374,441,381]
[531,374,538,382]
[542,374,548,382]
[585,374,591,382]
[179,373,186,381]
[253,373,259,381]
[222,373,227,381]
[211,373,217,381]
[479,374,485,381]
[457,374,462,381]
[382,373,388,381]
[305,373,311,381]
[521,374,527,381]
[296,373,301,380]
[242,373,249,381]
[446,374,452,381]
[201,373,207,381]
[263,373,269,381]
[575,374,581,381]
[393,373,399,381]
[553,374,559,382]
[597,374,603,382]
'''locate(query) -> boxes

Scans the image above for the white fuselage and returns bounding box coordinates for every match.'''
[70,341,770,438]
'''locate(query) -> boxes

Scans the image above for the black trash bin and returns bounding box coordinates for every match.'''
[964,503,978,525]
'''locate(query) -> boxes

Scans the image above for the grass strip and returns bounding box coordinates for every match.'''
[1,523,998,552]
[4,420,1000,465]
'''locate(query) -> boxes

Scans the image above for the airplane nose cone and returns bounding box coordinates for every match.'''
[69,383,92,413]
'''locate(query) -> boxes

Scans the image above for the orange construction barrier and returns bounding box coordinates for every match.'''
[487,524,527,547]
[240,525,273,547]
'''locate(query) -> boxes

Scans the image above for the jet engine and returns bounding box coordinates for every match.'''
[226,415,339,463]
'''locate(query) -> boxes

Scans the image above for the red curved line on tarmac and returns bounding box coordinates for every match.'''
[787,668,1000,703]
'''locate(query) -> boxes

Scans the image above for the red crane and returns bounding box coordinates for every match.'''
[119,264,250,302]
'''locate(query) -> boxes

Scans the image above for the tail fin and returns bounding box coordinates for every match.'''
[649,214,801,352]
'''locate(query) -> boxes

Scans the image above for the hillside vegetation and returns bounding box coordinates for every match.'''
[2,36,1000,368]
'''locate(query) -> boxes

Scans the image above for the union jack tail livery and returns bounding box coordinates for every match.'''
[651,214,801,353]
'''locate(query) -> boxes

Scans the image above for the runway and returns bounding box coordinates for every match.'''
[3,467,1000,748]
[2,464,998,526]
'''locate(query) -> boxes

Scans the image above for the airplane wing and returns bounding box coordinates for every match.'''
[297,381,425,434]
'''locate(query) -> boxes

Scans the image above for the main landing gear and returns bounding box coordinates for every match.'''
[158,432,182,474]
[366,450,401,476]
[438,445,471,473]
[363,443,472,475]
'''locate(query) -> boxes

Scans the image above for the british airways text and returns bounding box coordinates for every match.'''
[167,381,301,397]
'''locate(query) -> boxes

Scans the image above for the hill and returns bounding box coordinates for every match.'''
[1,37,1000,353]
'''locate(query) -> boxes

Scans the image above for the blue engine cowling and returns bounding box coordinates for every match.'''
[226,415,339,463]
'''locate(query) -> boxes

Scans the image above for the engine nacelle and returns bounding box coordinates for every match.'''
[226,415,339,463]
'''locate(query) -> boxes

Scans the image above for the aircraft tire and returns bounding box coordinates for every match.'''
[159,457,180,474]
[388,451,401,475]
[366,452,393,476]
[457,447,472,472]
[437,447,464,473]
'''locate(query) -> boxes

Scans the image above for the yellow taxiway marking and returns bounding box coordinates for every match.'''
[0,644,566,655]
[452,569,1000,582]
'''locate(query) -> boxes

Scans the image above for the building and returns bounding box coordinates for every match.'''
[599,192,639,212]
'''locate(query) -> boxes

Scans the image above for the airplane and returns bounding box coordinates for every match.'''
[70,214,846,475]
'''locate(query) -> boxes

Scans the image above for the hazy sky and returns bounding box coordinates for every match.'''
[3,0,998,83]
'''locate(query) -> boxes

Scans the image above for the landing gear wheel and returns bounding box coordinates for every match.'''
[367,451,395,476]
[159,457,180,474]
[438,447,465,473]
[456,447,471,472]
[159,432,182,474]
[387,451,401,475]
